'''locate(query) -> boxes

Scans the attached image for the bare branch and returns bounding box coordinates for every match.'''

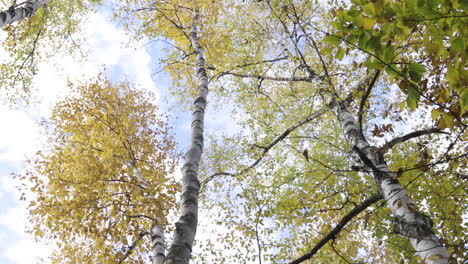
[218,72,312,82]
[288,194,383,264]
[356,70,380,134]
[380,127,448,153]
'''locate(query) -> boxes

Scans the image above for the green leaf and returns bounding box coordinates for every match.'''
[320,46,332,55]
[358,31,370,50]
[320,47,332,55]
[417,0,425,8]
[362,3,375,15]
[374,0,383,14]
[363,57,378,69]
[323,35,341,45]
[352,14,363,26]
[450,37,465,54]
[441,113,454,128]
[380,23,392,36]
[336,46,345,60]
[407,86,420,109]
[409,63,426,74]
[383,46,395,61]
[407,0,418,9]
[461,89,468,113]
[409,63,426,82]
[426,0,437,8]
[348,9,361,17]
[460,0,468,10]
[446,64,459,83]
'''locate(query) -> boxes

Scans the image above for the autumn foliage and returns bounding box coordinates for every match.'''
[19,76,180,263]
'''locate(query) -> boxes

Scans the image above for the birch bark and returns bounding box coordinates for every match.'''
[0,0,48,27]
[165,9,208,264]
[130,162,166,263]
[332,91,450,264]
[151,223,166,264]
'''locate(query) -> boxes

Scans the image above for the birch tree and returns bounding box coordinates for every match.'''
[21,0,219,262]
[191,1,466,263]
[20,76,180,263]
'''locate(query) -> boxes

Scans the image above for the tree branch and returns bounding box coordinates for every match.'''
[218,71,312,82]
[380,127,448,154]
[202,108,327,185]
[356,70,380,134]
[119,231,149,264]
[289,193,383,264]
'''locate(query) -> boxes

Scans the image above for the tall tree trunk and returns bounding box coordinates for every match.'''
[165,9,208,264]
[0,0,48,27]
[332,98,450,264]
[151,223,166,264]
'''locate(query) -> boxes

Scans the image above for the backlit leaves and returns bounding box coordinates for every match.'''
[330,0,468,117]
[21,75,180,263]
[0,0,101,104]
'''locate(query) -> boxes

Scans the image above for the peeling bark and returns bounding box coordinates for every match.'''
[334,102,450,264]
[0,0,48,27]
[165,10,207,264]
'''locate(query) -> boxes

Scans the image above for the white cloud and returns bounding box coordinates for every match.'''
[0,108,40,163]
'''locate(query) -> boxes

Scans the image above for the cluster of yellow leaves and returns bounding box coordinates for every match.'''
[116,0,264,104]
[20,75,180,263]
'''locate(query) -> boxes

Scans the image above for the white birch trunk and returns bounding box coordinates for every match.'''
[165,10,207,264]
[151,223,166,264]
[0,0,48,27]
[334,102,450,264]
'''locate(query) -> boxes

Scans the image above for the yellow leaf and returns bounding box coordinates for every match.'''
[431,108,441,120]
[362,17,376,30]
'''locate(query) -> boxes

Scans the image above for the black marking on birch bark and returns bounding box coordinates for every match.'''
[343,120,355,128]
[387,178,400,185]
[393,212,434,239]
[392,199,401,206]
[387,187,402,197]
[194,96,206,105]
[351,146,386,181]
[346,128,359,140]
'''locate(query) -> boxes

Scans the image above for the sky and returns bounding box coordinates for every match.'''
[0,5,237,263]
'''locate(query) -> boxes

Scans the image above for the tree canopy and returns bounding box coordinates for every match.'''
[5,0,467,263]
[0,0,101,104]
[19,76,180,263]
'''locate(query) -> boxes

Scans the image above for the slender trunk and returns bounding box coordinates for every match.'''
[130,162,166,263]
[0,0,48,27]
[165,10,208,264]
[151,223,166,264]
[333,102,450,264]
